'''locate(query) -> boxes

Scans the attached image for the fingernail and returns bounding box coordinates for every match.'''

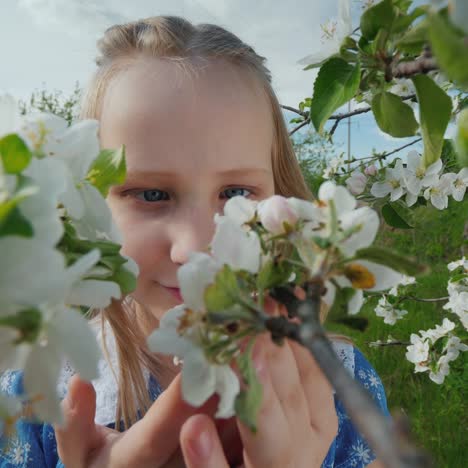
[190,428,212,459]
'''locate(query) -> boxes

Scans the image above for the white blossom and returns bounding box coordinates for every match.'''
[297,0,352,67]
[447,256,468,271]
[375,296,408,325]
[445,167,468,202]
[389,79,416,97]
[443,280,468,330]
[178,252,221,312]
[322,156,345,179]
[404,151,442,197]
[257,195,299,234]
[211,215,262,273]
[19,113,119,241]
[406,334,430,372]
[147,306,240,418]
[223,196,257,226]
[423,173,454,210]
[388,275,416,296]
[370,160,408,201]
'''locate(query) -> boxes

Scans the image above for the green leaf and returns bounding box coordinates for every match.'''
[327,286,357,320]
[108,264,136,295]
[371,92,418,138]
[412,74,452,167]
[392,6,427,34]
[0,176,38,235]
[234,342,263,432]
[381,202,414,229]
[360,0,397,40]
[310,58,361,133]
[86,146,126,197]
[354,246,428,277]
[0,206,34,237]
[428,13,468,90]
[0,308,42,343]
[0,134,32,174]
[204,265,240,312]
[454,108,468,167]
[396,19,429,55]
[256,259,293,290]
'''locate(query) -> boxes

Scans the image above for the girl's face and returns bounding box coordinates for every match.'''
[101,58,275,319]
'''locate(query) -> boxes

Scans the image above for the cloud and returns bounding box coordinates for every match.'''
[16,0,338,105]
[18,0,127,36]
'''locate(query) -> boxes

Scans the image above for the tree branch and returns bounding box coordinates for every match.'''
[282,105,308,118]
[392,57,438,80]
[337,138,423,174]
[265,283,429,468]
[290,119,311,136]
[368,340,411,347]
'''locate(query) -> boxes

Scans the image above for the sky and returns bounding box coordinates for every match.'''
[0,0,423,160]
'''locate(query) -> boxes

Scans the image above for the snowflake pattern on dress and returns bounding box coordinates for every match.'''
[1,336,388,468]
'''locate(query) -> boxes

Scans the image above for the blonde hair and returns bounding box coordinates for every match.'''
[81,15,314,429]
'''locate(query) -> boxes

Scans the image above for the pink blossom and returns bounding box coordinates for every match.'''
[257,195,299,234]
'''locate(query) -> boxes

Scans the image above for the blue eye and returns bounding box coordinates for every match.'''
[221,188,252,199]
[136,189,170,202]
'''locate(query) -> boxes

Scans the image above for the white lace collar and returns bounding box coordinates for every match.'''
[56,321,355,426]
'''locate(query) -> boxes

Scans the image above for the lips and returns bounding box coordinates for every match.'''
[164,286,184,303]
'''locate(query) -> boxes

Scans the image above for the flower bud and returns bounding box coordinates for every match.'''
[257,195,298,234]
[364,164,377,176]
[345,170,368,195]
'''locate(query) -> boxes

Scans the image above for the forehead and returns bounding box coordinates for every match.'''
[99,57,274,177]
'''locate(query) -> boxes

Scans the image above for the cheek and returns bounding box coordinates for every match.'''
[108,200,168,276]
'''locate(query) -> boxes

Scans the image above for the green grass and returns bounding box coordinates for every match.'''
[328,198,468,468]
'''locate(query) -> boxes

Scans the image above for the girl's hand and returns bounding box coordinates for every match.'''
[54,373,219,468]
[181,336,338,468]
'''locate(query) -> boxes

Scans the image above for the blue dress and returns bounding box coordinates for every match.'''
[0,344,389,468]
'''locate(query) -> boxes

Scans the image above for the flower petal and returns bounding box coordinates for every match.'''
[211,216,261,273]
[340,207,379,256]
[214,365,240,418]
[178,253,220,311]
[47,307,101,381]
[223,196,257,225]
[182,349,216,407]
[355,260,404,292]
[348,289,364,315]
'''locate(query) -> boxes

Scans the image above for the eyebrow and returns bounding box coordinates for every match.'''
[123,167,272,183]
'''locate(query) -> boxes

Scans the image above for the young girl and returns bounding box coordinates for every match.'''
[0,16,388,467]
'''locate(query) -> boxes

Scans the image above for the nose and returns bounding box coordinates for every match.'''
[169,202,217,265]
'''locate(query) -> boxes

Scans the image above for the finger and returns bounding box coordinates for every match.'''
[180,414,230,468]
[264,338,311,440]
[55,375,104,468]
[124,374,218,465]
[289,340,338,440]
[236,338,290,467]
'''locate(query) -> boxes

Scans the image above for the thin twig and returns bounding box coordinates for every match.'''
[338,138,423,173]
[367,340,411,347]
[290,119,310,136]
[266,283,429,468]
[402,295,449,303]
[284,95,417,136]
[282,105,308,118]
